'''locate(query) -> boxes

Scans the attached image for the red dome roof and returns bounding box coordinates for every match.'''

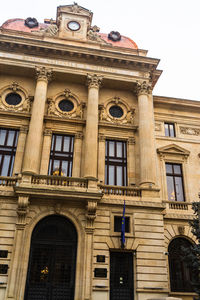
[1,19,138,50]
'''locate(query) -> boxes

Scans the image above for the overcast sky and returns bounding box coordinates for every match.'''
[0,0,200,101]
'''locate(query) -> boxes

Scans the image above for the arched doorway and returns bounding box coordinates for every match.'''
[168,237,194,292]
[24,215,77,300]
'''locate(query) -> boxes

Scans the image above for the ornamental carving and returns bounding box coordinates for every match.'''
[178,226,185,235]
[17,195,29,225]
[47,89,85,119]
[0,82,32,113]
[87,26,109,45]
[99,97,135,125]
[86,200,97,228]
[136,81,152,96]
[180,126,200,136]
[87,74,103,89]
[36,66,52,82]
[155,123,162,131]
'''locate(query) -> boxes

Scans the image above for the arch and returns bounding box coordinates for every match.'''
[168,237,194,292]
[24,214,78,300]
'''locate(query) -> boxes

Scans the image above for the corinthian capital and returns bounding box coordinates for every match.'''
[87,74,103,89]
[36,66,52,82]
[136,81,152,96]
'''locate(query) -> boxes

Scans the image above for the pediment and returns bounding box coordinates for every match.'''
[157,144,190,156]
[57,4,93,19]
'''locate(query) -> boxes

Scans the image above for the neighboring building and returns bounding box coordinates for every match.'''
[0,3,199,300]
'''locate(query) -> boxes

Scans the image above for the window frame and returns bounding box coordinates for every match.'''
[105,139,127,186]
[48,134,74,177]
[0,128,19,176]
[164,123,176,137]
[166,163,185,202]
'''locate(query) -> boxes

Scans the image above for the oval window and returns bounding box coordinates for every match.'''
[109,105,123,118]
[5,93,22,106]
[58,99,74,112]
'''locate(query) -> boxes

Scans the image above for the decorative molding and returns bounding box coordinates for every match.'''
[98,134,105,142]
[178,225,185,235]
[47,89,85,119]
[128,137,135,145]
[20,126,28,134]
[86,200,97,228]
[44,129,52,136]
[86,74,103,89]
[136,81,152,96]
[0,82,32,113]
[157,144,190,158]
[155,123,162,131]
[180,126,200,136]
[87,26,109,44]
[99,97,135,125]
[75,132,83,139]
[17,195,29,225]
[35,66,52,82]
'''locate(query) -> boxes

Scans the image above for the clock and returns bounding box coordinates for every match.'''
[67,21,80,31]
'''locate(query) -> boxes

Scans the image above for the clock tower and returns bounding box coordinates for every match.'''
[57,3,93,40]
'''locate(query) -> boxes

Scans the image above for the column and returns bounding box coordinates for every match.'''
[84,74,102,179]
[98,134,105,183]
[137,81,157,187]
[128,137,136,185]
[72,132,83,178]
[12,126,28,175]
[22,67,52,174]
[40,129,52,175]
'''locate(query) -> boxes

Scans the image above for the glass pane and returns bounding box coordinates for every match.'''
[55,136,62,151]
[109,141,114,157]
[105,165,107,184]
[164,124,169,136]
[169,124,175,137]
[124,142,127,158]
[63,136,70,152]
[69,161,72,177]
[0,130,6,145]
[1,155,10,176]
[14,131,19,147]
[124,166,127,186]
[51,135,55,150]
[61,161,68,176]
[173,164,181,175]
[108,165,114,185]
[166,163,172,174]
[116,142,122,157]
[175,177,184,201]
[52,160,60,175]
[167,176,175,201]
[9,156,15,176]
[116,166,122,186]
[48,159,52,175]
[7,131,15,146]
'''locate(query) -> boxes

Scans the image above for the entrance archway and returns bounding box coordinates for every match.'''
[24,215,77,300]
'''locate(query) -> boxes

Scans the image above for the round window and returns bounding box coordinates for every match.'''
[58,99,74,112]
[109,105,123,118]
[5,93,22,106]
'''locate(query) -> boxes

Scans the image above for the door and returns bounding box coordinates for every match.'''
[24,215,77,300]
[110,252,134,300]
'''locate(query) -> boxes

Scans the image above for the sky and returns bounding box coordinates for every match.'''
[0,0,200,101]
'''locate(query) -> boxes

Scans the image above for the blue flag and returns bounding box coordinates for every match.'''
[121,200,125,248]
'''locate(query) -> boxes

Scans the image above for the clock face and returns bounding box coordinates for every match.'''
[67,21,80,31]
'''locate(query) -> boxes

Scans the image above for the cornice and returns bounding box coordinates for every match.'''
[154,95,200,111]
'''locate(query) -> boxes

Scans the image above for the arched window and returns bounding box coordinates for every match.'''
[168,237,194,292]
[25,215,77,300]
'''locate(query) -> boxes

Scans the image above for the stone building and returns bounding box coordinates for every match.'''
[0,3,199,300]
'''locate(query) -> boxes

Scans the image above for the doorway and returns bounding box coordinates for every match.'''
[24,215,77,300]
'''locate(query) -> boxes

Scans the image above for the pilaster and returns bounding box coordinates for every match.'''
[72,132,83,178]
[40,129,52,175]
[12,126,28,175]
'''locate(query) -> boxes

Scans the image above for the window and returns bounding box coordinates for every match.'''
[164,123,175,137]
[114,216,130,233]
[105,140,127,186]
[0,128,19,176]
[48,134,74,177]
[166,163,185,201]
[168,238,194,292]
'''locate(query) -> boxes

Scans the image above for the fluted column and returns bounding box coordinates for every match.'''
[40,129,52,175]
[137,81,157,187]
[84,74,102,179]
[23,67,52,174]
[98,134,106,183]
[72,132,83,178]
[12,126,28,175]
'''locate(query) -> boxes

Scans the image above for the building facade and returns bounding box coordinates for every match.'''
[0,3,199,300]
